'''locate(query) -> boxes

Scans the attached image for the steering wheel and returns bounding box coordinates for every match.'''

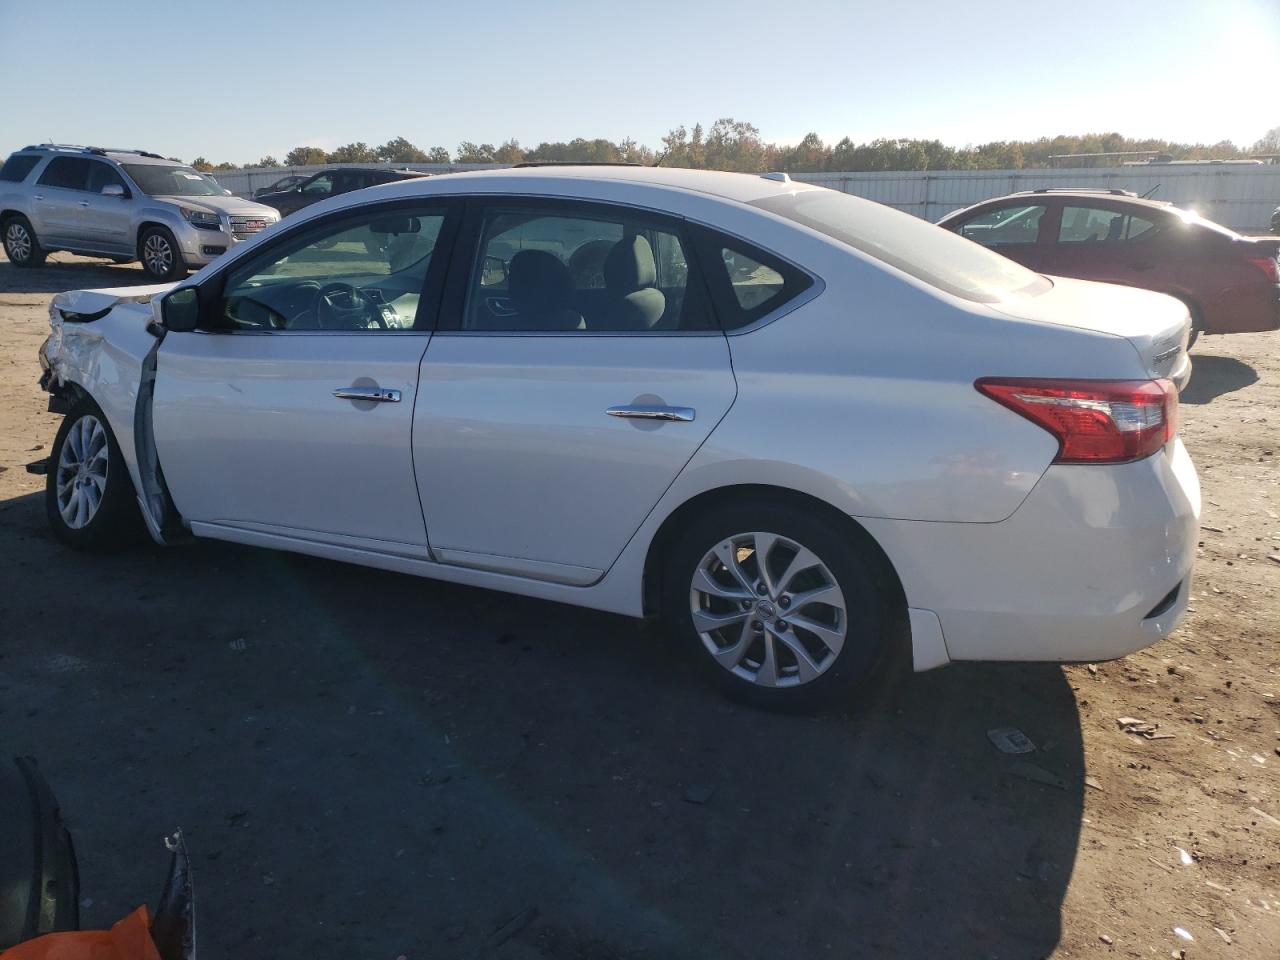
[315,282,380,330]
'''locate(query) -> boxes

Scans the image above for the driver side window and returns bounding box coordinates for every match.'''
[221,207,445,332]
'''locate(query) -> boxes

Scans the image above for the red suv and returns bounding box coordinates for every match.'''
[937,189,1280,339]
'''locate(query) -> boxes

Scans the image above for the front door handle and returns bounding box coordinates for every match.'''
[606,404,695,422]
[333,386,401,402]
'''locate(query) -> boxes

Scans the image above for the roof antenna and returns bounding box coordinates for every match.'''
[652,150,668,167]
[1141,183,1160,199]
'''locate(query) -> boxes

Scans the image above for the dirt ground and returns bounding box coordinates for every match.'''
[1,253,1277,960]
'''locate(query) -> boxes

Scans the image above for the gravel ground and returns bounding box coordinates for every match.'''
[1,253,1277,959]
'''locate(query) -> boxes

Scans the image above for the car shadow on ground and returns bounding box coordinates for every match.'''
[0,492,1084,958]
[0,258,148,295]
[1181,353,1259,405]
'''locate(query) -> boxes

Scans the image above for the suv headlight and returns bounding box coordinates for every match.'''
[180,207,222,229]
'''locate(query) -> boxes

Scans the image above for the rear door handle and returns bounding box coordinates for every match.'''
[606,404,695,422]
[333,386,401,402]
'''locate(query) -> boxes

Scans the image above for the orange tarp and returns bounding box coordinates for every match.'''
[0,908,161,960]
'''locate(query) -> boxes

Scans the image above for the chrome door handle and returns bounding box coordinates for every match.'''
[79,201,90,207]
[333,386,401,402]
[33,194,44,201]
[606,404,695,422]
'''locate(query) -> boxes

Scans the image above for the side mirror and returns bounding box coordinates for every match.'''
[102,183,127,198]
[161,288,200,332]
[480,255,507,287]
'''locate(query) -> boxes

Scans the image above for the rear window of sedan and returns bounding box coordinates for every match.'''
[752,190,1051,303]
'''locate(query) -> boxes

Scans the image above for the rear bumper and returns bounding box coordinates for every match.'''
[1202,282,1280,334]
[863,439,1200,665]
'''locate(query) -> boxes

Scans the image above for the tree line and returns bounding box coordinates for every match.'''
[190,121,1280,173]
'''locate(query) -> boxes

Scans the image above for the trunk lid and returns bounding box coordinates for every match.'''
[991,275,1192,389]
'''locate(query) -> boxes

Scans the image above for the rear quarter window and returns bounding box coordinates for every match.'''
[690,226,814,330]
[753,189,1050,303]
[0,154,40,183]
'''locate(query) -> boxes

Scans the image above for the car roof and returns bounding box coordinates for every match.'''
[393,165,823,204]
[1004,189,1174,210]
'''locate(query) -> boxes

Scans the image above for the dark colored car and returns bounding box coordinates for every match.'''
[937,189,1280,338]
[254,167,428,217]
[252,173,308,197]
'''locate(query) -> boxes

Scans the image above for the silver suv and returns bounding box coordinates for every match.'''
[0,145,280,280]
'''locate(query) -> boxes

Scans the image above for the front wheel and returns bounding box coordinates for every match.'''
[661,500,895,712]
[46,401,144,551]
[138,226,187,281]
[3,215,47,267]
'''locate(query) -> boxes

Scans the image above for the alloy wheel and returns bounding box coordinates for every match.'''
[5,222,32,263]
[689,531,847,687]
[55,415,109,530]
[143,233,173,276]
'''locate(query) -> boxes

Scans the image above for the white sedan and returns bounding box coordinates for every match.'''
[33,166,1199,710]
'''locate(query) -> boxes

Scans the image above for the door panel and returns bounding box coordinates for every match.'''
[414,334,736,580]
[76,161,132,251]
[153,332,432,554]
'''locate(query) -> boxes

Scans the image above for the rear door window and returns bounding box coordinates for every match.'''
[0,155,40,183]
[37,157,91,191]
[458,201,713,333]
[1058,206,1158,243]
[301,174,335,195]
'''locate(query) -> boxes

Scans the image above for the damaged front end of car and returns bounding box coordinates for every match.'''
[31,284,185,545]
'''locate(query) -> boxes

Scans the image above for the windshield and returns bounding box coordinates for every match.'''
[123,163,224,197]
[752,189,1051,303]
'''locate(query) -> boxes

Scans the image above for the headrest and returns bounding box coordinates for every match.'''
[603,235,658,293]
[508,249,574,311]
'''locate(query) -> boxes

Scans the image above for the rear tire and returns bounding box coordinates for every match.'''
[45,399,145,552]
[138,226,187,281]
[661,499,895,712]
[3,215,47,267]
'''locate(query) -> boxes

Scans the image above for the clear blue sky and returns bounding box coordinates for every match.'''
[1,0,1276,164]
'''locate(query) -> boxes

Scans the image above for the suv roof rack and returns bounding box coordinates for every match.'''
[20,143,165,160]
[1028,187,1138,197]
[512,161,643,168]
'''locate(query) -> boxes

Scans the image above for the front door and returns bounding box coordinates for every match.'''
[414,198,737,585]
[949,200,1052,271]
[77,159,133,252]
[152,201,456,556]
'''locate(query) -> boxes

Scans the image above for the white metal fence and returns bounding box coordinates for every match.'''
[216,162,1280,233]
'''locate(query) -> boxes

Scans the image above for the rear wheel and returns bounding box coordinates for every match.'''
[45,400,144,551]
[661,499,895,711]
[3,215,46,267]
[138,226,187,281]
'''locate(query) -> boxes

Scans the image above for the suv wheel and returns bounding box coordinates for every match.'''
[46,400,144,551]
[3,215,47,267]
[661,499,895,712]
[138,226,187,281]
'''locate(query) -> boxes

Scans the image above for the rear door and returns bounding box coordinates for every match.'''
[413,197,737,585]
[32,157,90,245]
[1042,202,1168,286]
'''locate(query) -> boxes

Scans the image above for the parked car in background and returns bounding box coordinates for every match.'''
[31,167,1198,710]
[254,167,428,217]
[937,189,1280,341]
[0,144,280,280]
[1272,204,1279,235]
[253,174,309,198]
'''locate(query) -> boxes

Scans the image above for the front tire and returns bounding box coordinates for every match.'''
[661,500,894,712]
[45,401,144,551]
[3,215,47,267]
[138,226,187,281]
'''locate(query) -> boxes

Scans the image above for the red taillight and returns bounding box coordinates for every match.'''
[1245,256,1279,283]
[976,378,1177,464]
